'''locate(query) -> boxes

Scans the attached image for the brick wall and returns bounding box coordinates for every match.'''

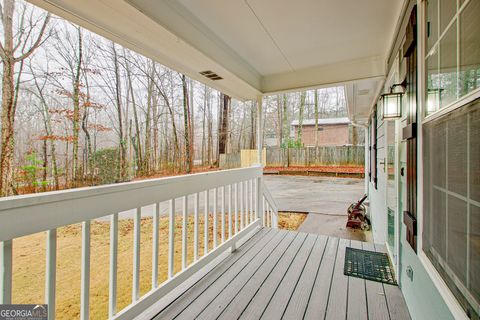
[294,124,350,146]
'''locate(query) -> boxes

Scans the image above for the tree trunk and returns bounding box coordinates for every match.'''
[282,94,289,146]
[112,42,127,180]
[182,74,192,173]
[71,27,83,185]
[125,57,143,174]
[218,93,230,157]
[298,91,306,143]
[249,101,256,150]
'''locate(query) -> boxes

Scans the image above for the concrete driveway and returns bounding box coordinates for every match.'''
[263,175,364,215]
[264,175,370,242]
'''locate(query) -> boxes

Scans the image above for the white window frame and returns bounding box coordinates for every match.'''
[417,0,479,319]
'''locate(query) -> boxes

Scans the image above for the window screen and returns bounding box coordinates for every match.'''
[423,99,480,319]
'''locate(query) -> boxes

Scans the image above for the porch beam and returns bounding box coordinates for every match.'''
[261,55,386,94]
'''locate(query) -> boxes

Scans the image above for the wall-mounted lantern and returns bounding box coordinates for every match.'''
[426,88,442,115]
[381,80,406,120]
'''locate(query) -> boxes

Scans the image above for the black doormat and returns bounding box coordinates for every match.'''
[344,247,397,285]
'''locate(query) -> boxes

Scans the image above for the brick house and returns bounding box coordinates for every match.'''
[291,117,363,146]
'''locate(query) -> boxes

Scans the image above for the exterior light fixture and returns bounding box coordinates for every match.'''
[426,88,442,115]
[381,80,406,120]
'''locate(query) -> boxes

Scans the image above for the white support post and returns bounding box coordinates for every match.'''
[182,196,188,270]
[234,183,238,234]
[168,200,175,279]
[221,186,225,243]
[249,179,254,222]
[228,185,232,239]
[194,193,199,261]
[0,240,12,304]
[257,177,263,225]
[239,182,244,229]
[152,203,159,289]
[246,180,250,225]
[256,95,263,166]
[45,229,56,320]
[80,221,91,320]
[213,189,218,248]
[204,190,209,255]
[132,208,141,302]
[108,213,118,318]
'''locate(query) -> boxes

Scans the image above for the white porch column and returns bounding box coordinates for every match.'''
[256,96,264,224]
[364,127,369,195]
[256,95,263,166]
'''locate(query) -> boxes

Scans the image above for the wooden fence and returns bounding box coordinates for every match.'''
[220,146,364,169]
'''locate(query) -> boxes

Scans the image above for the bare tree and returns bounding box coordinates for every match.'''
[0,0,50,195]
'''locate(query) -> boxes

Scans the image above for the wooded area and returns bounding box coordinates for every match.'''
[0,0,351,197]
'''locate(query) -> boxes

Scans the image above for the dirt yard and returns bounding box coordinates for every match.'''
[11,213,304,319]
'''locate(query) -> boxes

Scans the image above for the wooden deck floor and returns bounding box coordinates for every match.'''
[150,228,411,320]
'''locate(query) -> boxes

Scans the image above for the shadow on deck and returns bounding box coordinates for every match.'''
[141,228,410,320]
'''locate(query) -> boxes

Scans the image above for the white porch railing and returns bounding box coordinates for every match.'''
[0,165,278,320]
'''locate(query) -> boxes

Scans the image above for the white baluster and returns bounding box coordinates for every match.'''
[213,189,218,248]
[46,229,56,320]
[221,186,225,243]
[108,214,118,317]
[168,200,175,278]
[194,193,199,262]
[182,196,188,270]
[239,182,244,229]
[204,190,209,255]
[81,221,91,320]
[228,185,232,239]
[0,240,12,304]
[152,203,159,289]
[234,183,238,234]
[133,208,141,301]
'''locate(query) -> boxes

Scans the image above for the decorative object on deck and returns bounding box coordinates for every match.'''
[381,79,406,120]
[344,247,397,285]
[346,194,370,230]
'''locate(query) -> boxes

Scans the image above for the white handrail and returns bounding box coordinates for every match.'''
[262,181,279,228]
[0,166,267,319]
[0,166,262,241]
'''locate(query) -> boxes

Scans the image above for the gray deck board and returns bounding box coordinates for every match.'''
[325,238,350,320]
[303,236,339,319]
[237,232,309,320]
[281,235,328,319]
[215,232,300,319]
[154,228,276,319]
[347,240,368,320]
[259,233,317,319]
[362,241,390,320]
[173,229,289,320]
[198,231,299,320]
[150,228,411,320]
[374,244,411,320]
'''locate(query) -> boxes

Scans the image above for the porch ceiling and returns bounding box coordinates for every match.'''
[30,0,404,118]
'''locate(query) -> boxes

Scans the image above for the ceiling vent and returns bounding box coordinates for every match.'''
[200,70,223,81]
[357,89,370,96]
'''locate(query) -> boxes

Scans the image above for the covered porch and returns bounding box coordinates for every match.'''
[147,229,409,320]
[1,0,417,319]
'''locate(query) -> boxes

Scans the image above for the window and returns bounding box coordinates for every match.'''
[423,99,479,318]
[426,0,480,117]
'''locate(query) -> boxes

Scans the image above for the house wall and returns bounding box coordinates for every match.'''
[294,124,349,146]
[366,2,457,319]
[368,109,387,245]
